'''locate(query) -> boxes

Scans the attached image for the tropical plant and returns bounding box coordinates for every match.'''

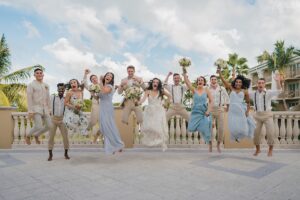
[256,40,299,110]
[227,53,249,76]
[0,34,42,111]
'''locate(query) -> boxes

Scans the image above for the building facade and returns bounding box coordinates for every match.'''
[248,56,300,110]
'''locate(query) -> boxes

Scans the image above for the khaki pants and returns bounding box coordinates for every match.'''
[122,100,143,124]
[211,107,225,143]
[48,116,69,150]
[166,103,190,121]
[27,112,52,137]
[87,99,100,135]
[253,112,274,146]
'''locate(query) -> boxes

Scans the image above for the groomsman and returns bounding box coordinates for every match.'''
[83,69,101,143]
[26,68,52,145]
[163,72,190,121]
[250,73,282,157]
[118,65,146,124]
[48,83,70,161]
[209,75,230,153]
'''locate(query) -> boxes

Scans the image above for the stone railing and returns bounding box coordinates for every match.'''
[11,112,104,146]
[11,111,300,148]
[134,112,300,147]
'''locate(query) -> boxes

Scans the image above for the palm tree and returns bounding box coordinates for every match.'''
[0,34,43,111]
[256,40,297,110]
[227,53,249,76]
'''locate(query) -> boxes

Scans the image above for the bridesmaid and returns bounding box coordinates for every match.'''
[99,72,124,154]
[183,70,213,152]
[217,68,255,141]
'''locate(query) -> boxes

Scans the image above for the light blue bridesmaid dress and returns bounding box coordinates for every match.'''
[188,91,212,143]
[99,84,124,154]
[228,90,255,141]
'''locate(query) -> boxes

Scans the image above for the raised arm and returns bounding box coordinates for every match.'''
[217,68,232,90]
[182,73,194,93]
[118,78,127,94]
[82,69,90,90]
[164,72,172,85]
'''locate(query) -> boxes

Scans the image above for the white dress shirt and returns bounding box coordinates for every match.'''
[27,80,51,115]
[50,94,65,117]
[249,89,281,112]
[164,84,187,104]
[209,85,230,107]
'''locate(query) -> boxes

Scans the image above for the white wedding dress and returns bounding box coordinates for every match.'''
[141,93,169,151]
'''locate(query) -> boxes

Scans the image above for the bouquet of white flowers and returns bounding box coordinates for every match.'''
[89,84,101,100]
[214,58,227,70]
[122,86,143,106]
[179,57,191,73]
[73,99,85,115]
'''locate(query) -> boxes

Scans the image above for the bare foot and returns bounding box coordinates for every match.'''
[25,137,31,145]
[253,150,261,156]
[217,144,221,153]
[34,136,41,144]
[267,150,273,157]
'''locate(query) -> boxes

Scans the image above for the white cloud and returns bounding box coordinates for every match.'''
[43,38,98,70]
[22,20,40,38]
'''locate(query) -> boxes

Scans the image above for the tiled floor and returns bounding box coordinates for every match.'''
[0,148,299,200]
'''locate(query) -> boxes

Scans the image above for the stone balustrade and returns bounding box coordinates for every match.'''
[11,111,300,148]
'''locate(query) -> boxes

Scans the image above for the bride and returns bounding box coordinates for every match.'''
[138,78,172,151]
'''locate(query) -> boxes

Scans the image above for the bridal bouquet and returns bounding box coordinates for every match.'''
[122,86,143,106]
[89,84,101,100]
[179,57,191,73]
[214,58,227,69]
[73,99,85,115]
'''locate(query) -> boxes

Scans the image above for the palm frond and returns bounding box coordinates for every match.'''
[1,83,28,111]
[0,64,43,83]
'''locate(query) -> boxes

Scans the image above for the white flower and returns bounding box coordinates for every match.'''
[214,58,227,68]
[179,57,191,67]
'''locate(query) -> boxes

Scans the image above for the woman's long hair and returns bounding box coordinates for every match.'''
[231,75,251,89]
[147,78,164,99]
[102,72,115,86]
[66,79,84,91]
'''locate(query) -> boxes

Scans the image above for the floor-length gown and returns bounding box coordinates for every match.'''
[141,93,169,151]
[99,84,124,154]
[188,92,212,143]
[228,90,255,140]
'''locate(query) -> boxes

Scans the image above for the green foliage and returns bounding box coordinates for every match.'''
[0,34,42,110]
[227,53,249,76]
[83,99,92,112]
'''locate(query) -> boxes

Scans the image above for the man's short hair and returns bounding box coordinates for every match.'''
[210,75,217,80]
[127,65,135,70]
[173,73,180,77]
[57,83,65,88]
[34,68,43,73]
[258,78,266,82]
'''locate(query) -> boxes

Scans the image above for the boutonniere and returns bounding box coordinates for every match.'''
[45,85,49,90]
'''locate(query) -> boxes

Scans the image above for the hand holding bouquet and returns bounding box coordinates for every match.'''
[214,58,227,73]
[73,99,85,114]
[179,57,191,74]
[122,86,143,106]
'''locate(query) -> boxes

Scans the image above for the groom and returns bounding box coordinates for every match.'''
[26,68,52,145]
[118,65,146,124]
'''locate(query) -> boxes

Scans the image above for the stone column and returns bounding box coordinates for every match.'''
[0,106,17,149]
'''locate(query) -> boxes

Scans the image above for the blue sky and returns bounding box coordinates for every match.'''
[1,0,300,101]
